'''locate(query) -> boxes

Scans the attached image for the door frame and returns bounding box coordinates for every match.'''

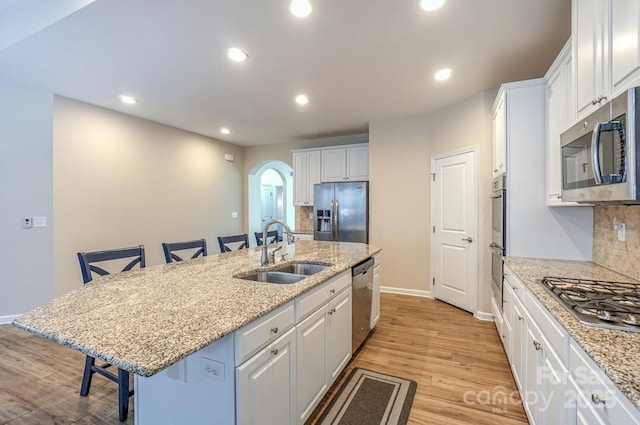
[430,146,479,314]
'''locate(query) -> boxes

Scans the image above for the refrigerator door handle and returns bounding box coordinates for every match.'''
[330,200,335,240]
[334,199,339,241]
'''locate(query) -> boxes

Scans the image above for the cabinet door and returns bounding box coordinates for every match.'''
[293,152,308,206]
[346,146,369,181]
[327,288,352,383]
[296,307,328,424]
[574,0,609,118]
[236,328,296,425]
[502,284,514,361]
[511,298,526,392]
[370,265,381,329]
[307,151,321,205]
[492,93,507,177]
[321,149,346,182]
[524,324,544,425]
[611,0,640,95]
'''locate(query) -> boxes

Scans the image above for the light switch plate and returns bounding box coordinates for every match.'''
[33,216,47,228]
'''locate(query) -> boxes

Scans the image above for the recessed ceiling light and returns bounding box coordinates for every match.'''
[119,95,138,105]
[220,127,231,135]
[227,47,248,62]
[290,0,312,17]
[295,94,309,105]
[420,0,445,11]
[434,68,452,81]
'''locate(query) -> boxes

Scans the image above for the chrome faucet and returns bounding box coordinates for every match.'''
[261,219,295,265]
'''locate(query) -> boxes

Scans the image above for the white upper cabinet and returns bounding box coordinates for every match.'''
[492,92,507,177]
[293,150,321,206]
[546,40,579,206]
[573,0,609,118]
[321,144,369,182]
[573,0,640,119]
[611,0,640,95]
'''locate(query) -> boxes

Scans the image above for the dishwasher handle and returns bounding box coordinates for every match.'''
[352,257,375,276]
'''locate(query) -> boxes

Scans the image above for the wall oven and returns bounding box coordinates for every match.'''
[490,174,506,309]
[561,86,640,203]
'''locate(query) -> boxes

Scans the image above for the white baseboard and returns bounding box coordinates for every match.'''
[380,286,433,298]
[474,310,494,321]
[0,314,20,325]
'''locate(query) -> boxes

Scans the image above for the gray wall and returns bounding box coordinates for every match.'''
[53,96,245,297]
[0,86,54,319]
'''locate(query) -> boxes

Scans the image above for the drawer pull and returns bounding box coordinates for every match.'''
[533,340,542,351]
[271,348,279,355]
[512,285,517,291]
[330,289,336,294]
[328,308,337,315]
[518,315,523,321]
[591,393,606,405]
[271,326,279,334]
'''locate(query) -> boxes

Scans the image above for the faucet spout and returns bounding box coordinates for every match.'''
[261,219,294,265]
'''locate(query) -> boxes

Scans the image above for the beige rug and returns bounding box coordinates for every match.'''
[317,368,417,425]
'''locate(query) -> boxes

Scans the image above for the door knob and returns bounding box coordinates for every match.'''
[462,237,473,243]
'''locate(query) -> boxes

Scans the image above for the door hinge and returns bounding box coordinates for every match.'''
[432,225,435,234]
[430,173,435,181]
[433,278,435,286]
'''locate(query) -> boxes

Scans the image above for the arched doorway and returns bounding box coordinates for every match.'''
[248,161,294,245]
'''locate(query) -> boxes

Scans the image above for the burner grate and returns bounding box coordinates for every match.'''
[540,276,640,332]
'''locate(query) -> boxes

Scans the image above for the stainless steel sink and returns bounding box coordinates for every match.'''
[237,271,306,284]
[271,262,331,276]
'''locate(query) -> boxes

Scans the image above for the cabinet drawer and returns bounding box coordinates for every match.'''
[296,271,351,322]
[569,341,640,425]
[526,290,568,364]
[503,265,526,304]
[235,301,295,366]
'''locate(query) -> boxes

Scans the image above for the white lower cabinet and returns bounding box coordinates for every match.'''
[297,286,352,424]
[236,328,297,425]
[497,264,640,425]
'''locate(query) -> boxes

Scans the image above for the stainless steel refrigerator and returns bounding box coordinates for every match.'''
[313,182,368,243]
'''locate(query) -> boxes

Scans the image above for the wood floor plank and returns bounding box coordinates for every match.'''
[0,293,527,424]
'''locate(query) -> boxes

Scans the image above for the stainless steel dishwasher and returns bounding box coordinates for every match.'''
[351,257,374,353]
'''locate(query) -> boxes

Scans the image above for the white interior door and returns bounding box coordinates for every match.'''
[431,149,477,313]
[261,185,275,228]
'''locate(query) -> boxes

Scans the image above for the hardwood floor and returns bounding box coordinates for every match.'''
[0,293,528,424]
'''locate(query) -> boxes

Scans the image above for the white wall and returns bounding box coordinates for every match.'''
[0,86,54,319]
[369,90,496,313]
[52,96,245,296]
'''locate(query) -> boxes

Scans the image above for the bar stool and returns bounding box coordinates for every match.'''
[254,230,281,246]
[76,245,145,422]
[162,238,207,263]
[217,234,249,253]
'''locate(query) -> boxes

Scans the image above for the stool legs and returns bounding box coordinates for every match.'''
[80,355,95,397]
[118,368,130,422]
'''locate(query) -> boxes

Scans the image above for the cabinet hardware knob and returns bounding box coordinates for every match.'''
[533,340,542,351]
[512,285,517,291]
[330,289,335,294]
[518,316,523,321]
[271,348,279,355]
[591,393,606,405]
[328,308,337,315]
[271,326,279,334]
[494,169,498,173]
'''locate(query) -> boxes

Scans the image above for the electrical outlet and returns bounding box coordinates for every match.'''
[231,211,238,219]
[201,357,225,381]
[308,212,313,219]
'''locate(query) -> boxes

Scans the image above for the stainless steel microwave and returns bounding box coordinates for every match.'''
[560,86,640,204]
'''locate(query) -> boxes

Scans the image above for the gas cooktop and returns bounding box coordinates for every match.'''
[539,276,640,333]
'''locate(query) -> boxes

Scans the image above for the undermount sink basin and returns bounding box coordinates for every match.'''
[237,271,306,284]
[271,262,331,276]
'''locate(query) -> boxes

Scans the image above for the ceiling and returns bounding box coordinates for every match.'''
[0,0,571,146]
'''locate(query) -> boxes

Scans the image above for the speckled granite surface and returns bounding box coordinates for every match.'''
[13,241,380,377]
[504,257,640,411]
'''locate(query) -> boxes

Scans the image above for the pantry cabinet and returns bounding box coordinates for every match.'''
[293,150,321,206]
[492,92,507,177]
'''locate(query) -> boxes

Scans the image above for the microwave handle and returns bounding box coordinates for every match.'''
[591,122,604,184]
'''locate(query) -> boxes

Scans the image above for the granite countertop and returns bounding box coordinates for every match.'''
[13,240,380,377]
[504,257,640,411]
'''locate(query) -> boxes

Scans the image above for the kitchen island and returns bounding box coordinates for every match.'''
[13,240,381,424]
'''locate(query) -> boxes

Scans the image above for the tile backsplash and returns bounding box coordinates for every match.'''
[295,206,314,233]
[593,205,640,280]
